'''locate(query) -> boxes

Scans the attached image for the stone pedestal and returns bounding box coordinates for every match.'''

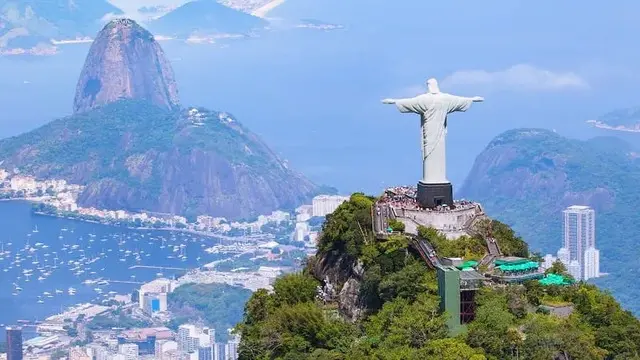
[417,181,453,209]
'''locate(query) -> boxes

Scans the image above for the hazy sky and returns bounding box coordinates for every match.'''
[2,0,640,194]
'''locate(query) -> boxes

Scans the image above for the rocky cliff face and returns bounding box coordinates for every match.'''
[311,252,366,322]
[73,19,179,114]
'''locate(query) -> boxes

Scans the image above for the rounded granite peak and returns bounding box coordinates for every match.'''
[73,18,179,114]
[108,18,137,27]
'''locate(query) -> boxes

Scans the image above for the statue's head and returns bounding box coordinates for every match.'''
[427,78,440,94]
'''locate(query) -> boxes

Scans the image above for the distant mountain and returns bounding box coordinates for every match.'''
[0,0,123,53]
[148,0,267,38]
[587,106,640,133]
[0,19,318,219]
[73,19,179,114]
[459,128,640,314]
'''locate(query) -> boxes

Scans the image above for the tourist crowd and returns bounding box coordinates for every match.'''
[378,186,479,213]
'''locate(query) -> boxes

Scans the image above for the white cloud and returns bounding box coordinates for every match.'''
[441,64,589,91]
[100,12,125,24]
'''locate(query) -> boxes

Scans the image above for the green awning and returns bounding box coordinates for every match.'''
[498,261,539,272]
[457,260,479,270]
[539,273,573,286]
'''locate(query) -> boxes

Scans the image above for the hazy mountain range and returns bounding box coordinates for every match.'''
[0,0,122,54]
[147,0,267,39]
[0,0,276,54]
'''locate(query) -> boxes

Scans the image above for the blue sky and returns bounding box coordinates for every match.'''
[2,0,640,194]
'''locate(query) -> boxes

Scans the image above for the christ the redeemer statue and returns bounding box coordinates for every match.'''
[382,78,483,208]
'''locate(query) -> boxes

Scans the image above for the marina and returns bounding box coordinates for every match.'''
[0,201,248,340]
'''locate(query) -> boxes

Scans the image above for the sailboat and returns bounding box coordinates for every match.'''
[32,225,39,233]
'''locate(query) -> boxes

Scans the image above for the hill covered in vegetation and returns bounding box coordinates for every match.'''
[235,194,640,359]
[168,283,252,342]
[0,100,318,219]
[588,106,640,132]
[459,128,640,314]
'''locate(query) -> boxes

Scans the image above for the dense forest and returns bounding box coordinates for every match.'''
[235,194,640,359]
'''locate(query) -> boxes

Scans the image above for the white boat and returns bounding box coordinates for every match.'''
[32,226,39,233]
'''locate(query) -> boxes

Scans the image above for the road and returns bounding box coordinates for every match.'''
[373,203,391,235]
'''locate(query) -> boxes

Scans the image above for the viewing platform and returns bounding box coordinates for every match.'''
[374,186,486,239]
[488,257,544,283]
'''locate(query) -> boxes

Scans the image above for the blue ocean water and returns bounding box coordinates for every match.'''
[0,201,231,338]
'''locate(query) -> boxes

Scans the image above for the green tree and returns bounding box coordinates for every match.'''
[466,290,516,359]
[419,338,487,360]
[318,193,375,258]
[521,315,606,360]
[388,218,405,233]
[378,261,435,303]
[546,260,571,277]
[273,273,319,306]
[365,293,447,350]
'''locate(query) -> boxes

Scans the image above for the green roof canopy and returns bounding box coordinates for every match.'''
[495,258,530,266]
[456,260,479,270]
[498,261,539,272]
[539,273,573,286]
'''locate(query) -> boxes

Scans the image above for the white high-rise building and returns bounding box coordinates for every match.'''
[542,254,557,271]
[224,332,240,360]
[568,260,581,280]
[562,205,599,280]
[155,340,178,360]
[178,324,200,353]
[584,247,600,280]
[118,344,138,360]
[294,222,309,242]
[557,247,570,266]
[312,195,349,217]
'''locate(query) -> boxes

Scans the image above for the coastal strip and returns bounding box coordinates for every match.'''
[586,119,640,133]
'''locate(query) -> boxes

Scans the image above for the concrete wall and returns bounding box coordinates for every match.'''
[394,206,478,239]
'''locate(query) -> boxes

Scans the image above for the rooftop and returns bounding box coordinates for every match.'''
[120,327,173,341]
[564,205,593,211]
[495,257,530,265]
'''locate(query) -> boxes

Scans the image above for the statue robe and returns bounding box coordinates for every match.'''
[394,93,474,184]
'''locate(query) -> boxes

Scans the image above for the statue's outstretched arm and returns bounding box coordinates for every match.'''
[381,98,397,104]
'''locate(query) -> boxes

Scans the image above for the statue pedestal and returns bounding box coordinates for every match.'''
[417,181,453,209]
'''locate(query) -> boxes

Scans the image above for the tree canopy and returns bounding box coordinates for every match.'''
[236,194,640,359]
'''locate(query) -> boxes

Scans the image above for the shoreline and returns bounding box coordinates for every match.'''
[586,120,640,133]
[31,210,246,241]
[0,198,251,242]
